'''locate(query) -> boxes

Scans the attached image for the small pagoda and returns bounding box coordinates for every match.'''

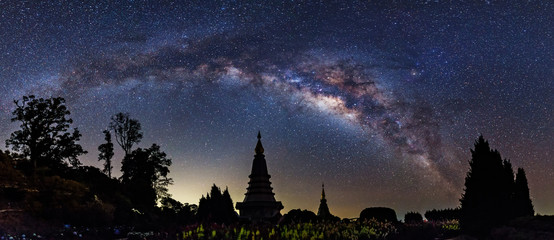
[236,132,283,223]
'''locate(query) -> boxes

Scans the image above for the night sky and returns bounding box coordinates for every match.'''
[0,1,552,218]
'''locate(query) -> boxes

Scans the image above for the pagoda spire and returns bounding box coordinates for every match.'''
[255,131,264,154]
[321,183,326,200]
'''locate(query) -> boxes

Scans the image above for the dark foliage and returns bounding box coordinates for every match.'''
[180,219,400,240]
[6,95,87,170]
[0,99,200,233]
[460,135,534,235]
[159,197,197,227]
[98,130,114,178]
[0,152,194,231]
[62,166,124,206]
[396,221,461,240]
[514,168,534,218]
[0,151,27,204]
[197,184,237,224]
[359,207,398,223]
[281,209,319,224]
[404,211,423,223]
[424,208,460,221]
[460,135,510,233]
[321,213,341,222]
[109,112,143,157]
[120,144,173,210]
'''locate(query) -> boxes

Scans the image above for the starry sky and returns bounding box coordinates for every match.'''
[0,1,552,218]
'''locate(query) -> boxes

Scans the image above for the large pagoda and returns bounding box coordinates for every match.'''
[235,132,283,223]
[317,183,332,218]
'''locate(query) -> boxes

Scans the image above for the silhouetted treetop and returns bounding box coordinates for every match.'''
[6,95,86,170]
[281,209,318,224]
[109,112,143,157]
[460,135,534,235]
[197,184,237,224]
[98,130,114,178]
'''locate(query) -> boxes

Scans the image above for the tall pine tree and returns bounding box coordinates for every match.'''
[460,136,514,234]
[514,168,534,218]
[197,184,237,224]
[460,136,534,235]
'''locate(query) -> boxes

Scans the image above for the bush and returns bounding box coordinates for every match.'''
[359,207,398,223]
[404,212,423,223]
[424,208,460,222]
[281,209,318,224]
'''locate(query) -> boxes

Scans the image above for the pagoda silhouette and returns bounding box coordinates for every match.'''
[236,132,283,223]
[317,183,331,218]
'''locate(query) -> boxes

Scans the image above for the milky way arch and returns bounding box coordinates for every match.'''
[52,31,458,192]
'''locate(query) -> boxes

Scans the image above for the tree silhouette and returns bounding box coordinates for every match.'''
[109,112,143,157]
[460,135,533,235]
[98,130,114,178]
[281,209,318,224]
[514,168,534,218]
[197,184,237,224]
[424,208,460,221]
[160,197,197,226]
[404,212,423,223]
[359,207,398,223]
[6,95,86,170]
[460,136,510,233]
[120,144,172,209]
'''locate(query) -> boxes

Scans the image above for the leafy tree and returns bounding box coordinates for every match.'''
[160,197,197,225]
[160,197,185,212]
[6,95,86,170]
[281,209,318,224]
[109,112,143,157]
[120,144,172,209]
[98,130,114,178]
[514,168,534,218]
[197,184,237,224]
